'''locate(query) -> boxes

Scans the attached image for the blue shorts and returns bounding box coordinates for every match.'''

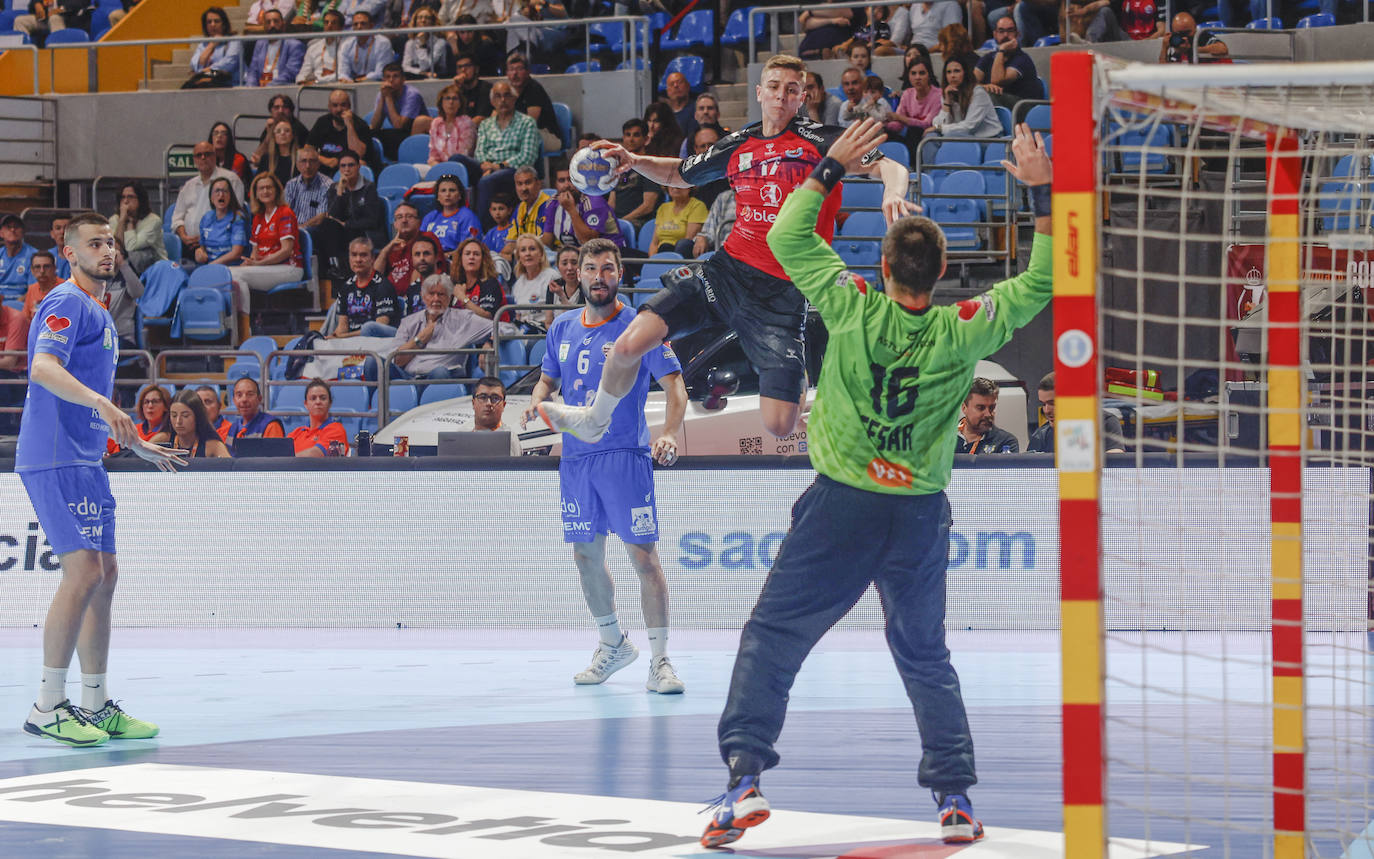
[19,465,117,556]
[559,449,659,544]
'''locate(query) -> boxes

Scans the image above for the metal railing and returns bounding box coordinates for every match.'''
[913,133,1016,275]
[0,44,40,97]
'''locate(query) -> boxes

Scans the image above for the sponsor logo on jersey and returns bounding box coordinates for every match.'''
[759,183,783,207]
[630,505,656,536]
[737,152,752,171]
[586,214,599,227]
[955,298,985,322]
[601,342,613,357]
[785,147,804,158]
[102,328,113,350]
[558,342,570,361]
[38,314,71,344]
[868,457,912,488]
[674,266,692,280]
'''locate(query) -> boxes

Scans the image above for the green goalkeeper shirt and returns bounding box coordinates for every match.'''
[767,188,1054,495]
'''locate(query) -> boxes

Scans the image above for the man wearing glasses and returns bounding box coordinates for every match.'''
[169,142,244,263]
[471,377,523,455]
[473,80,542,232]
[974,15,1043,106]
[451,52,492,125]
[284,145,333,229]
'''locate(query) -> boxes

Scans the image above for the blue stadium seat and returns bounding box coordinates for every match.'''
[835,239,881,284]
[660,10,713,52]
[919,172,934,198]
[616,218,635,246]
[637,259,679,291]
[720,7,766,46]
[1033,34,1061,47]
[1319,181,1369,232]
[565,60,601,73]
[552,102,574,152]
[637,218,656,252]
[840,211,886,237]
[527,339,546,369]
[225,360,259,382]
[940,170,987,218]
[137,259,187,331]
[187,262,235,314]
[1025,103,1052,133]
[0,29,31,44]
[616,57,647,71]
[994,106,1014,136]
[586,21,623,54]
[333,164,374,183]
[980,38,995,50]
[163,230,182,261]
[878,141,909,169]
[1246,16,1281,27]
[239,335,278,366]
[1334,154,1373,178]
[420,382,468,404]
[377,163,421,203]
[930,140,979,185]
[332,384,370,438]
[45,28,90,44]
[928,199,981,249]
[1118,125,1173,174]
[440,157,470,188]
[269,335,304,381]
[983,144,1010,215]
[265,228,314,301]
[177,287,229,342]
[841,180,883,209]
[0,11,19,29]
[396,135,429,164]
[1297,11,1335,25]
[660,55,704,92]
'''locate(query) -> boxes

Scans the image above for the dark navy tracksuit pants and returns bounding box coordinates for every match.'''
[717,474,977,794]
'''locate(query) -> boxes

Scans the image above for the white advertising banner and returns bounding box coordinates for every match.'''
[0,468,1365,630]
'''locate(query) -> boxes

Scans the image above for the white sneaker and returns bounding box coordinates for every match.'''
[538,401,611,443]
[574,637,639,685]
[646,655,685,694]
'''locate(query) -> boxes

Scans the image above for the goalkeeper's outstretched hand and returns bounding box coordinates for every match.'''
[1002,123,1051,187]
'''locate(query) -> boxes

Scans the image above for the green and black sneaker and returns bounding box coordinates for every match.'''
[23,700,109,747]
[88,700,159,739]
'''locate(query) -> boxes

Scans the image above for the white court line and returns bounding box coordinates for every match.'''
[0,764,1200,858]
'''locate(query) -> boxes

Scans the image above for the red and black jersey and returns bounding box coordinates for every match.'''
[678,115,881,280]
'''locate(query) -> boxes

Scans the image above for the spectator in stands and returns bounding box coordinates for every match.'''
[21,251,59,325]
[798,0,855,59]
[662,72,694,137]
[1160,12,1226,63]
[508,234,554,329]
[251,95,312,173]
[284,145,332,230]
[446,14,503,75]
[403,5,450,77]
[894,1,964,52]
[453,237,505,319]
[339,0,389,18]
[510,165,551,243]
[171,142,245,263]
[976,15,1043,105]
[691,187,735,259]
[0,214,39,295]
[295,8,347,82]
[505,0,570,63]
[1027,372,1126,453]
[843,41,879,78]
[1066,0,1124,42]
[389,231,445,322]
[151,390,229,459]
[245,0,296,33]
[0,297,26,432]
[370,274,492,383]
[483,192,515,278]
[473,80,542,232]
[369,63,428,162]
[652,184,707,257]
[307,89,372,172]
[313,149,388,281]
[46,215,70,280]
[954,377,1019,453]
[421,173,482,252]
[542,243,581,327]
[686,124,726,208]
[135,384,172,441]
[802,71,843,126]
[340,10,395,81]
[234,173,305,339]
[1119,0,1166,39]
[935,23,979,73]
[543,181,625,251]
[291,0,344,30]
[643,102,685,160]
[836,66,866,128]
[374,201,422,298]
[692,93,723,136]
[506,53,563,155]
[109,180,167,276]
[260,119,302,187]
[291,378,351,457]
[331,237,397,337]
[209,122,252,189]
[15,0,93,48]
[930,54,1001,138]
[104,238,144,350]
[228,377,287,445]
[839,6,898,57]
[889,56,941,160]
[449,51,493,125]
[841,75,896,127]
[471,377,523,453]
[384,0,440,27]
[418,84,476,167]
[194,386,232,442]
[248,9,306,86]
[184,7,241,88]
[611,118,660,230]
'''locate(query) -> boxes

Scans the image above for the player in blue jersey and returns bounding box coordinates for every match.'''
[523,238,690,693]
[16,213,186,747]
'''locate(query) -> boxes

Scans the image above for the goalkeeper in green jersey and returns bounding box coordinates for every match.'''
[700,120,1054,850]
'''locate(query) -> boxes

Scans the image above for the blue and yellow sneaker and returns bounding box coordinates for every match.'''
[700,774,770,848]
[88,700,159,739]
[23,701,108,747]
[937,791,985,844]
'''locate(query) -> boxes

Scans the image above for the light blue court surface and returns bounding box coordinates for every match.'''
[0,629,1365,858]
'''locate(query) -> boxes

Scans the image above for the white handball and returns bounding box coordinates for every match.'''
[569,146,620,196]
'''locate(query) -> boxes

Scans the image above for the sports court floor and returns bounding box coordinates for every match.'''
[0,627,1366,858]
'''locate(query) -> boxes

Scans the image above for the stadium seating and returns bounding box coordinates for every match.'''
[1334,154,1373,177]
[177,287,230,343]
[377,164,421,204]
[1116,125,1173,174]
[1298,12,1336,25]
[565,60,601,74]
[1024,104,1052,133]
[940,171,988,218]
[878,141,909,169]
[637,219,656,252]
[927,199,981,250]
[420,382,468,404]
[187,262,235,314]
[397,135,429,165]
[720,7,766,47]
[840,210,886,237]
[660,10,713,52]
[1318,181,1370,232]
[331,384,370,437]
[0,10,20,29]
[1247,16,1281,27]
[660,55,704,92]
[441,157,470,187]
[264,228,315,303]
[378,382,416,418]
[528,339,546,369]
[585,21,624,54]
[616,218,635,245]
[835,239,881,284]
[616,58,648,71]
[994,106,1014,136]
[1033,35,1061,46]
[45,28,90,44]
[239,335,278,366]
[225,360,259,382]
[552,103,574,152]
[841,180,883,209]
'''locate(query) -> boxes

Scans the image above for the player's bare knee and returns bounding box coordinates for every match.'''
[571,541,600,565]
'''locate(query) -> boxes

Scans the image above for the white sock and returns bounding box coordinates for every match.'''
[37,665,68,710]
[594,613,623,647]
[81,674,108,711]
[647,627,668,659]
[588,386,622,425]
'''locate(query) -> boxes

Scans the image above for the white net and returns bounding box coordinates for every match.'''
[1088,60,1374,857]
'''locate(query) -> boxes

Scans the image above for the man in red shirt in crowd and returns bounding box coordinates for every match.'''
[373,202,422,299]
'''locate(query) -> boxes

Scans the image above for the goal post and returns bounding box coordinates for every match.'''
[1052,55,1374,859]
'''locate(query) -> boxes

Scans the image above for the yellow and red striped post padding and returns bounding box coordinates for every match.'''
[1051,50,1106,859]
[1265,130,1306,859]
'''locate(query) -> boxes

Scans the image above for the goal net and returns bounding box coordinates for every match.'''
[1050,54,1374,858]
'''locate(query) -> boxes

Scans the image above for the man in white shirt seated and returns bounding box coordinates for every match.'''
[296,8,346,84]
[170,141,244,263]
[367,273,492,383]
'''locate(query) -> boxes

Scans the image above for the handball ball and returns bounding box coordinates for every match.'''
[569,147,620,196]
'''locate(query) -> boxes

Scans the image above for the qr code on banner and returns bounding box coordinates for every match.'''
[739,436,764,455]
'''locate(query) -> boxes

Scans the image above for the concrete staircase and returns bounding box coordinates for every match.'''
[146,1,249,91]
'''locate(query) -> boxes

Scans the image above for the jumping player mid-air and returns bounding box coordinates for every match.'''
[538,53,916,444]
[523,238,689,693]
[17,213,186,747]
[699,120,1054,849]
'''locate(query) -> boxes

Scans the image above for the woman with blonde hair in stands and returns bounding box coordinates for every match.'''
[507,233,555,332]
[452,236,505,321]
[260,119,300,187]
[151,390,230,458]
[233,172,304,339]
[936,23,979,74]
[403,5,451,79]
[289,378,351,457]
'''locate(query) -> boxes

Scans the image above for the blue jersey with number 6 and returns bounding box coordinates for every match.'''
[542,302,680,460]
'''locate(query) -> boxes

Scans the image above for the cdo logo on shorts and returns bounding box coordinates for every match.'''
[629,506,655,536]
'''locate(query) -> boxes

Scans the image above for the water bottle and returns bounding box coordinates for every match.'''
[354,429,373,457]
